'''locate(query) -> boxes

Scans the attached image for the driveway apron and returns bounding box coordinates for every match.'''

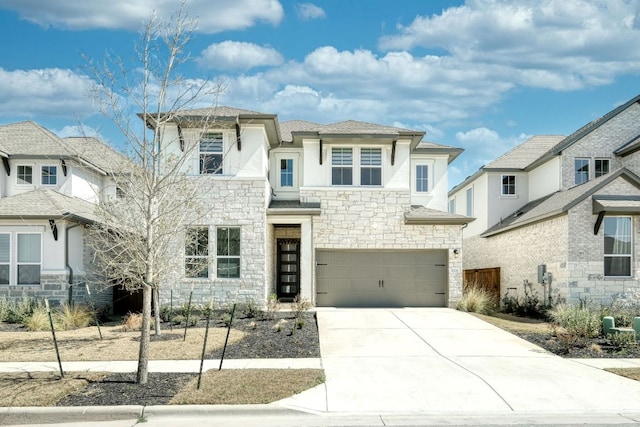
[277,308,640,415]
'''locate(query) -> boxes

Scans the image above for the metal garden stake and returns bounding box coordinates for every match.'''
[197,300,214,389]
[218,302,236,370]
[45,299,64,378]
[85,284,102,339]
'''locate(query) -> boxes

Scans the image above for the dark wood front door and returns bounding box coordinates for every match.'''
[277,239,300,301]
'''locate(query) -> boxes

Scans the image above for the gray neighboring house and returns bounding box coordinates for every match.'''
[449,94,640,305]
[0,121,129,307]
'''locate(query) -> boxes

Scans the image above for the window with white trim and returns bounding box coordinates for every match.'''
[0,234,9,285]
[200,133,223,175]
[332,148,353,185]
[280,159,293,187]
[17,166,32,185]
[575,158,589,184]
[466,188,473,217]
[604,216,632,277]
[360,148,382,186]
[41,166,57,185]
[217,227,240,278]
[185,227,208,278]
[501,175,516,196]
[595,159,610,178]
[448,199,455,214]
[416,165,429,192]
[16,233,41,285]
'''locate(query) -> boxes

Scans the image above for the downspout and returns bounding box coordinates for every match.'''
[66,222,83,285]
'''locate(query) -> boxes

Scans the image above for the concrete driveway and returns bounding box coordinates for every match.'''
[278,308,640,416]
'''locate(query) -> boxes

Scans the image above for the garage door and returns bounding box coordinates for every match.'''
[316,250,448,307]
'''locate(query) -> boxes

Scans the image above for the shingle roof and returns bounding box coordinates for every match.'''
[481,168,640,237]
[279,120,323,143]
[486,135,565,169]
[404,206,474,225]
[614,132,640,157]
[171,106,266,117]
[316,120,416,135]
[62,137,133,174]
[0,189,98,222]
[0,121,67,157]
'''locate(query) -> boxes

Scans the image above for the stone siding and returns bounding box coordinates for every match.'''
[159,178,270,307]
[301,188,464,306]
[561,103,640,190]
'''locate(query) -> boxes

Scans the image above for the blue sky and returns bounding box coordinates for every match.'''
[0,0,639,188]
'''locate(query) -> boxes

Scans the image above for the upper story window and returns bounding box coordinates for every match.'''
[466,187,473,217]
[360,148,381,186]
[448,199,455,214]
[595,159,610,178]
[416,165,429,192]
[604,216,631,277]
[17,166,32,185]
[501,175,516,196]
[185,227,209,278]
[332,148,353,186]
[41,166,57,185]
[575,158,589,185]
[200,133,223,175]
[280,159,293,187]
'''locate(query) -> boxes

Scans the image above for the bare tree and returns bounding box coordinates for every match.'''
[85,4,225,384]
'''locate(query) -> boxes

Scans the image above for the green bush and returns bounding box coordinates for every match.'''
[241,299,262,319]
[607,331,637,352]
[456,287,496,314]
[0,296,10,323]
[2,295,39,324]
[548,303,601,338]
[501,286,545,318]
[603,297,640,327]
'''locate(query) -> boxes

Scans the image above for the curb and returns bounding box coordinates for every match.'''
[0,404,308,426]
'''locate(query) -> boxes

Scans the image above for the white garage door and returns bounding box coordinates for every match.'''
[316,250,448,307]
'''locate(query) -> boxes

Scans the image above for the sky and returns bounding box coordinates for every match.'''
[0,0,639,188]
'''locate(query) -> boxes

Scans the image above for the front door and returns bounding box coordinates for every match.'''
[277,239,300,301]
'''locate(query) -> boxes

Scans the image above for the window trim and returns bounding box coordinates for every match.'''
[41,165,58,186]
[16,233,42,285]
[216,226,241,279]
[0,233,10,285]
[466,187,474,217]
[199,132,224,175]
[501,174,516,197]
[603,216,632,278]
[360,147,382,187]
[16,165,33,186]
[280,158,294,188]
[184,227,209,279]
[575,158,590,185]
[448,199,456,214]
[331,147,353,186]
[414,164,430,193]
[595,158,610,178]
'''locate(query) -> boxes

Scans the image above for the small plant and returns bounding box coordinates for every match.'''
[159,305,174,323]
[548,303,600,339]
[265,294,281,320]
[292,295,311,319]
[172,314,185,325]
[23,305,51,331]
[456,286,496,314]
[501,284,545,318]
[0,296,10,323]
[122,312,154,331]
[607,331,637,352]
[241,300,262,319]
[3,295,39,324]
[54,304,93,330]
[188,315,200,327]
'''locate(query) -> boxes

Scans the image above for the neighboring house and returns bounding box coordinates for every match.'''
[0,121,129,307]
[149,107,472,308]
[449,94,640,305]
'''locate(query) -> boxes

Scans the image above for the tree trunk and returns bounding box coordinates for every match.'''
[136,283,152,384]
[153,286,161,336]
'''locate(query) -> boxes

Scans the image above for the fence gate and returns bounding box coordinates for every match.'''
[463,267,500,301]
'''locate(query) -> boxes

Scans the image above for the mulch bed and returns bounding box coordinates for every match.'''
[514,332,640,358]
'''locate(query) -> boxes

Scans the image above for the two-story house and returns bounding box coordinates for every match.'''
[0,121,129,307]
[150,107,472,308]
[449,94,640,305]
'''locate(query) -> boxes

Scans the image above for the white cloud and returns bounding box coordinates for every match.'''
[0,0,284,32]
[455,127,530,166]
[198,41,284,70]
[55,125,102,138]
[0,68,96,118]
[379,0,640,91]
[296,3,326,20]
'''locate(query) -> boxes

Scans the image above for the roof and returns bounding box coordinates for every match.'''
[528,94,640,169]
[267,200,321,216]
[404,206,474,225]
[614,132,640,157]
[0,121,131,175]
[481,168,640,237]
[63,137,134,174]
[280,120,323,143]
[414,141,464,163]
[0,189,98,223]
[449,135,565,196]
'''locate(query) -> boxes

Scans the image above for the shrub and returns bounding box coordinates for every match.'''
[265,293,281,320]
[3,295,38,324]
[172,314,185,325]
[607,331,637,352]
[23,305,51,331]
[501,286,545,318]
[604,295,640,327]
[292,295,311,319]
[159,305,174,323]
[54,304,93,330]
[456,287,496,314]
[548,303,600,338]
[241,300,262,319]
[121,312,154,331]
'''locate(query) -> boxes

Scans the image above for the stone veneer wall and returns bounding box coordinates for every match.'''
[301,188,464,306]
[463,215,569,304]
[158,178,270,307]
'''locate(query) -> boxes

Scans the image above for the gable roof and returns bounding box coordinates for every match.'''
[414,141,463,163]
[449,135,564,195]
[481,168,640,237]
[614,132,640,157]
[62,137,133,174]
[527,94,640,170]
[404,206,474,225]
[0,189,98,223]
